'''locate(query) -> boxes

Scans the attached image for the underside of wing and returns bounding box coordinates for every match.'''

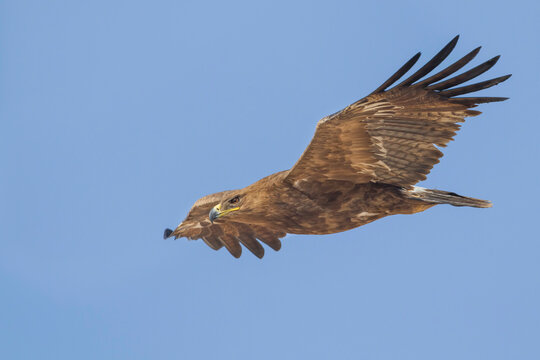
[285,36,510,190]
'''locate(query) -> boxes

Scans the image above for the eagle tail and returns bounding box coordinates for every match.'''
[404,186,492,208]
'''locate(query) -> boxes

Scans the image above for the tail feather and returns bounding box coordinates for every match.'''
[404,186,492,208]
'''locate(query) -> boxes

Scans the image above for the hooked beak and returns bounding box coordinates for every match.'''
[209,205,220,223]
[209,204,239,223]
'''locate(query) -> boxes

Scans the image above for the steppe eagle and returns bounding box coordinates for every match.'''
[164,36,510,258]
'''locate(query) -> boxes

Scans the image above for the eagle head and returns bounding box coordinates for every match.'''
[209,194,243,223]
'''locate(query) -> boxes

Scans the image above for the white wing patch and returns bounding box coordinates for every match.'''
[355,211,378,220]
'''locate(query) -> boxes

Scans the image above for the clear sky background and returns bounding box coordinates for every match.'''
[2,1,539,359]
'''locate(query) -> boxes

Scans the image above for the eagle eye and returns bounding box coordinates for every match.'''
[229,196,240,204]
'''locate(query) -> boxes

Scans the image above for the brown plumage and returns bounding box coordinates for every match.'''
[164,36,510,258]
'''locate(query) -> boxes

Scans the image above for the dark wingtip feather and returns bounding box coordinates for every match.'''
[238,236,265,259]
[450,96,509,106]
[258,237,282,251]
[440,74,511,97]
[443,34,460,49]
[163,228,173,239]
[371,52,421,94]
[396,35,460,88]
[414,46,482,88]
[428,55,502,91]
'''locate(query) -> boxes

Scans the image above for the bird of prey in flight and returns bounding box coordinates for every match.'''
[164,36,510,258]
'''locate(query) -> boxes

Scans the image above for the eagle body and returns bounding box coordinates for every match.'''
[286,182,434,235]
[249,175,434,235]
[210,172,434,236]
[165,36,510,258]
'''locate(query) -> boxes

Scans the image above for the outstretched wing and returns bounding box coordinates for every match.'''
[285,36,510,191]
[172,220,285,259]
[166,192,285,258]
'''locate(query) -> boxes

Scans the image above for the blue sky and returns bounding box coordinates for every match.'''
[2,0,539,359]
